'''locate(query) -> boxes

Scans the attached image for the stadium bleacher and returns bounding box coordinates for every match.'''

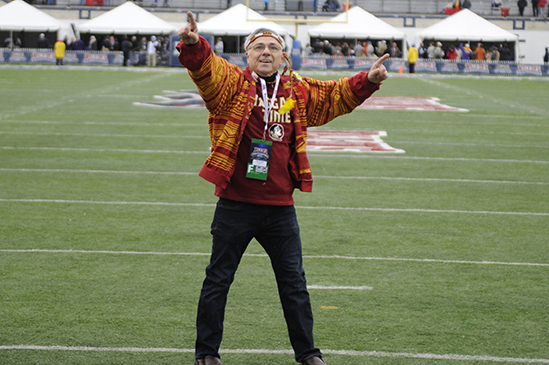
[27,0,522,16]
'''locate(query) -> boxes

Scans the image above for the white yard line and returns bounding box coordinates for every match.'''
[2,146,548,164]
[1,249,547,267]
[1,168,546,185]
[0,198,548,216]
[0,120,205,127]
[0,131,208,139]
[0,345,547,363]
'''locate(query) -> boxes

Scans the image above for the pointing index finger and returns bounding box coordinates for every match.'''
[374,53,390,67]
[187,11,197,29]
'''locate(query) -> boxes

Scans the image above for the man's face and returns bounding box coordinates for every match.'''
[246,36,284,77]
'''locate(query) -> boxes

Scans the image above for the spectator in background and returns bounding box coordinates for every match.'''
[489,45,500,61]
[376,40,387,56]
[427,41,436,58]
[389,42,401,58]
[322,0,339,11]
[407,43,418,73]
[532,0,539,16]
[446,44,458,60]
[87,35,97,50]
[418,42,428,59]
[312,39,323,54]
[341,42,350,56]
[71,38,84,51]
[459,43,473,60]
[538,0,547,17]
[543,47,549,63]
[121,36,133,66]
[462,0,472,9]
[433,41,444,59]
[499,43,511,60]
[366,41,375,57]
[214,38,224,56]
[517,0,528,15]
[37,33,49,48]
[455,44,463,60]
[63,36,71,49]
[54,39,65,65]
[474,42,486,60]
[147,35,159,67]
[263,0,269,10]
[322,40,333,55]
[139,36,147,52]
[354,41,363,57]
[108,35,120,51]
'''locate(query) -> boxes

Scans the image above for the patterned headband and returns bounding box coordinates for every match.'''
[244,30,285,52]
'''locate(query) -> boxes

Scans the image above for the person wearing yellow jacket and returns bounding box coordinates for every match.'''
[54,39,65,65]
[407,43,419,73]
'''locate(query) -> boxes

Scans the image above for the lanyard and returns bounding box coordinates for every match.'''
[259,74,280,141]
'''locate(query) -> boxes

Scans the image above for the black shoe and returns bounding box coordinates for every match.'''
[194,355,223,365]
[302,355,326,365]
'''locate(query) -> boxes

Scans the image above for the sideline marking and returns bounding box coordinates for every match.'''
[1,168,546,185]
[2,146,548,164]
[1,249,547,267]
[1,118,547,127]
[0,120,205,127]
[0,131,209,139]
[0,198,548,216]
[0,345,548,363]
[308,285,373,290]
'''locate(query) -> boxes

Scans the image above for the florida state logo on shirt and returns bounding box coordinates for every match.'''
[269,123,284,141]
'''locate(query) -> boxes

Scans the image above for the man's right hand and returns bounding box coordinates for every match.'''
[178,11,199,45]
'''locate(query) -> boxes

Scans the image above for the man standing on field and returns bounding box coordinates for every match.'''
[177,11,389,365]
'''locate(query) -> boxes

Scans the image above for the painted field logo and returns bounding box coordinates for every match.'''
[136,91,467,113]
[133,90,205,108]
[358,96,468,112]
[306,130,404,153]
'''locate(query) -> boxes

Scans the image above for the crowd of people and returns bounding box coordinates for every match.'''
[418,41,515,61]
[21,33,170,67]
[518,0,549,17]
[302,38,515,62]
[303,39,402,58]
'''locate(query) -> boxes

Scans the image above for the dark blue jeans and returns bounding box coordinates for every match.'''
[195,198,321,362]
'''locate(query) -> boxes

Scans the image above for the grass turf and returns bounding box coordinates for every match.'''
[0,67,548,364]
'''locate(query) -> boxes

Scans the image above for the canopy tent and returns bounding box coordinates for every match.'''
[0,0,61,32]
[78,2,176,35]
[308,7,406,41]
[195,4,291,54]
[0,0,73,48]
[416,9,519,61]
[415,9,519,43]
[197,4,290,37]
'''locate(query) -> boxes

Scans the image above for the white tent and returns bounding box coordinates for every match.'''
[308,6,406,40]
[78,2,176,35]
[0,0,61,32]
[197,4,290,37]
[415,9,519,43]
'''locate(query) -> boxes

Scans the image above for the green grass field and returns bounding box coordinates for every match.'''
[0,66,548,365]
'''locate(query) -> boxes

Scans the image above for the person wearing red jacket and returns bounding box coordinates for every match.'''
[538,0,547,18]
[177,11,389,365]
[446,44,458,60]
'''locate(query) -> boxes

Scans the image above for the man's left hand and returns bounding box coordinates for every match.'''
[367,54,390,84]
